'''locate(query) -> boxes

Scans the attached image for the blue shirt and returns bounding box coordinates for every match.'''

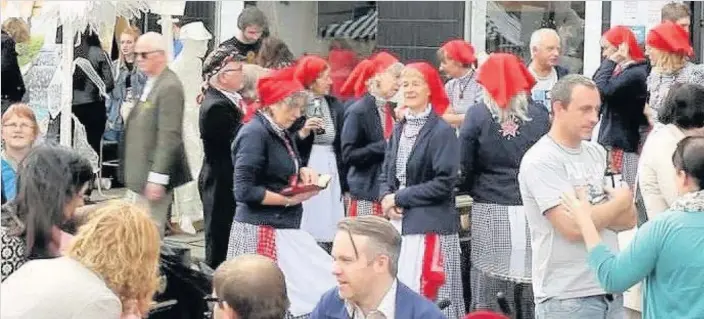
[588,210,704,319]
[1,159,16,201]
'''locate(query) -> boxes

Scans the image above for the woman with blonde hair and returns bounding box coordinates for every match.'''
[1,200,161,318]
[645,21,704,128]
[240,63,270,122]
[460,53,549,318]
[105,26,147,142]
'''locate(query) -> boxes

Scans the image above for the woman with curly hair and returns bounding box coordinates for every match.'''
[1,200,161,318]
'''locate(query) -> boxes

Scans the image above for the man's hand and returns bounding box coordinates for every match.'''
[144,182,166,201]
[605,184,633,211]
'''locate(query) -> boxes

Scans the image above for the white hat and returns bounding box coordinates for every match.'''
[178,21,212,41]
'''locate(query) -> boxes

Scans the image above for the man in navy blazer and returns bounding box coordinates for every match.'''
[310,216,447,319]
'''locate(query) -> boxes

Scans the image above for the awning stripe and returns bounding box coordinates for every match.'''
[319,9,377,40]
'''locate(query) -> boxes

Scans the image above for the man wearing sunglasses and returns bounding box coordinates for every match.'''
[208,254,289,319]
[121,32,192,237]
[311,216,445,319]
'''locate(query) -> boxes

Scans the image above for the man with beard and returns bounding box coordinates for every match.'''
[219,6,268,64]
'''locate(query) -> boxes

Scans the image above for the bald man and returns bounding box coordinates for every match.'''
[211,254,289,319]
[121,32,191,237]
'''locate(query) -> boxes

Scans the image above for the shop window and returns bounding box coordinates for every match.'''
[486,1,586,74]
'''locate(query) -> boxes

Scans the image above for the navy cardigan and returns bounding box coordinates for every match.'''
[594,59,649,152]
[310,281,446,319]
[296,95,349,192]
[379,111,460,235]
[459,101,550,205]
[232,112,303,229]
[341,94,387,201]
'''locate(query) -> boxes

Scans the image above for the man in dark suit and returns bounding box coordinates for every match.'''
[311,216,446,319]
[198,45,247,268]
[121,32,191,237]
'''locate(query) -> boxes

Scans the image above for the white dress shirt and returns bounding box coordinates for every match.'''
[344,280,397,319]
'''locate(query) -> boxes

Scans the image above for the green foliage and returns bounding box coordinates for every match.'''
[16,36,45,67]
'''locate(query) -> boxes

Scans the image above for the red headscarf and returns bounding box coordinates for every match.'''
[603,26,646,61]
[404,62,450,115]
[257,66,304,106]
[328,49,359,98]
[440,39,477,65]
[340,51,400,98]
[477,53,536,109]
[646,21,694,57]
[294,55,328,88]
[464,311,510,319]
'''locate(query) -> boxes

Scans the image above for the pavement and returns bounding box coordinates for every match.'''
[89,186,206,262]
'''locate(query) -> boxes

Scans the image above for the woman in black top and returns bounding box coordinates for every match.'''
[71,28,114,153]
[227,66,337,318]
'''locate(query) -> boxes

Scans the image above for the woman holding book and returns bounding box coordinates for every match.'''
[340,51,403,217]
[227,66,336,318]
[294,55,347,252]
[378,62,464,318]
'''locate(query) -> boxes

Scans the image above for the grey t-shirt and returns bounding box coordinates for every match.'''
[1,256,122,319]
[528,67,558,113]
[518,136,619,303]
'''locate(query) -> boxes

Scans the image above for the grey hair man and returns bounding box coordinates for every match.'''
[210,254,289,319]
[519,74,636,319]
[310,216,445,319]
[219,6,269,63]
[121,31,191,237]
[661,2,691,32]
[527,28,571,113]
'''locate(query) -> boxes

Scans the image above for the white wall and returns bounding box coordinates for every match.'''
[257,1,327,57]
[216,1,244,44]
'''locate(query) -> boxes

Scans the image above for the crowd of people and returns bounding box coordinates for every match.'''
[2,2,704,319]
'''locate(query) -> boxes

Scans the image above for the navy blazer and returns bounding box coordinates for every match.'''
[341,94,387,201]
[594,59,649,152]
[309,281,447,319]
[232,112,303,229]
[296,95,348,192]
[379,111,460,235]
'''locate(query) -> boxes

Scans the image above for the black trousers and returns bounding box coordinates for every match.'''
[72,101,107,154]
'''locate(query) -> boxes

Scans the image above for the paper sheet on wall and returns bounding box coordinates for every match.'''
[610,0,684,40]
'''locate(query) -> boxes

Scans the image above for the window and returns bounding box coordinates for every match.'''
[486,1,586,73]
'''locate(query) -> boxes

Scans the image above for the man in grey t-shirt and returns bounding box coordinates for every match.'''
[518,75,636,319]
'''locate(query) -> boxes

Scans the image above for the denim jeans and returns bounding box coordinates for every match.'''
[535,294,624,319]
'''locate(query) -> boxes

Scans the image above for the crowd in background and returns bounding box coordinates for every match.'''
[1,2,704,319]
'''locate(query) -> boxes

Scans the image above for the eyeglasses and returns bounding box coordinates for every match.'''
[134,50,164,59]
[203,295,223,319]
[3,123,34,130]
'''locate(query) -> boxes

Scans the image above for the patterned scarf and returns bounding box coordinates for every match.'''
[669,189,704,213]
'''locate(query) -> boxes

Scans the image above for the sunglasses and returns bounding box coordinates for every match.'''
[134,50,164,59]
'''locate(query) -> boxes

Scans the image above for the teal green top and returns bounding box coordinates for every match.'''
[588,210,704,319]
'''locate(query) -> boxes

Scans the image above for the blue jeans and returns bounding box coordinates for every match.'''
[535,294,624,319]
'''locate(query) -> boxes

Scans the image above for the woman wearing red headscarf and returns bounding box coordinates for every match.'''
[438,39,483,128]
[227,66,336,318]
[293,55,347,252]
[594,26,649,192]
[340,52,403,217]
[378,62,464,318]
[645,21,704,129]
[459,53,549,319]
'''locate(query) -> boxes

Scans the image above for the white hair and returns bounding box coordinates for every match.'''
[137,32,167,51]
[529,28,560,57]
[483,92,531,124]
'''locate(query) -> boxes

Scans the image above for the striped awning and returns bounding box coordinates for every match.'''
[319,9,377,41]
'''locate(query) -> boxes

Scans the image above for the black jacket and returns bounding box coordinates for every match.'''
[232,112,304,229]
[594,60,649,152]
[295,95,348,193]
[72,46,114,105]
[1,31,26,105]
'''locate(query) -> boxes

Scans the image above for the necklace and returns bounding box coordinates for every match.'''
[455,70,475,100]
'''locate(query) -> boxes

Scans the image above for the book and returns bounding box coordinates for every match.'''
[280,174,332,196]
